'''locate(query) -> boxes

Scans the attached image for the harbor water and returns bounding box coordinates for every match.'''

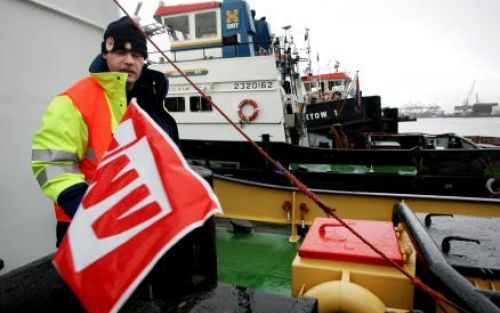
[398,117,500,137]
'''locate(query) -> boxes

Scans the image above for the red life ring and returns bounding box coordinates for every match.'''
[238,99,259,122]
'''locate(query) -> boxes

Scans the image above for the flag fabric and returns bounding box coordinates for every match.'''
[53,100,222,313]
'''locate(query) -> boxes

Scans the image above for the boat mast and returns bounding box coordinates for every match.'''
[281,25,291,87]
[317,52,322,99]
[305,28,312,76]
[280,25,301,102]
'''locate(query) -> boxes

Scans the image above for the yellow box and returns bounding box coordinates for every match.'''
[292,224,416,312]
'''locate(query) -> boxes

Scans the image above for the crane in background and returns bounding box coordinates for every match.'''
[459,80,475,115]
[453,80,475,116]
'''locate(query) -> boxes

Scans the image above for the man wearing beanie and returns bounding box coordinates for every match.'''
[31,16,179,246]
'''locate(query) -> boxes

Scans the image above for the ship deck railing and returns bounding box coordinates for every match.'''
[148,40,277,63]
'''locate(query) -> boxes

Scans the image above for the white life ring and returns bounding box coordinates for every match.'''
[238,98,259,122]
[486,178,500,195]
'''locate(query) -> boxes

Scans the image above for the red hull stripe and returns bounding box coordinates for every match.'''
[301,72,349,81]
[154,1,221,17]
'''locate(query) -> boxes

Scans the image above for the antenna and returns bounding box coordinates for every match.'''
[134,1,143,16]
[133,1,143,22]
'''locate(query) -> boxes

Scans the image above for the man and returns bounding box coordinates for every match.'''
[31,16,178,246]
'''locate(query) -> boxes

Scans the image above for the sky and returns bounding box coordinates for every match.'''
[119,0,500,112]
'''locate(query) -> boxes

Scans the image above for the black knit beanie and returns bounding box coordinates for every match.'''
[101,16,147,59]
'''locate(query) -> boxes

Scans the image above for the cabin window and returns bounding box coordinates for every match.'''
[195,11,217,38]
[190,96,212,112]
[165,15,190,41]
[201,96,213,111]
[462,141,475,149]
[164,97,185,112]
[328,81,342,89]
[435,137,449,149]
[304,83,311,92]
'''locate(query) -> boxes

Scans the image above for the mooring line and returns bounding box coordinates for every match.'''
[111,1,468,311]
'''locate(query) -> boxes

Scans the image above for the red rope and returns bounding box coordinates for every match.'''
[330,126,341,148]
[111,0,336,219]
[111,2,468,311]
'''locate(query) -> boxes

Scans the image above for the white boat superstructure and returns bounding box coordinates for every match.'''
[149,0,309,146]
[152,55,295,143]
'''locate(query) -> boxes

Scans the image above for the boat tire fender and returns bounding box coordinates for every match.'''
[304,280,386,313]
[238,99,259,122]
[486,177,500,195]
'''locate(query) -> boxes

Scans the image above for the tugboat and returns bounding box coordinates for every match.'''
[149,0,500,198]
[2,1,500,313]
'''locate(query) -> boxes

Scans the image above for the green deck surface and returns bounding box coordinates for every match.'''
[216,226,299,296]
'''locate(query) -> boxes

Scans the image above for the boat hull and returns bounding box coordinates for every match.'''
[213,175,500,227]
[181,139,500,198]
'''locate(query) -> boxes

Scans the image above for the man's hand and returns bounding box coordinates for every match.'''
[57,183,88,218]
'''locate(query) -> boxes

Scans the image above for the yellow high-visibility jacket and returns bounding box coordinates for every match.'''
[32,72,128,221]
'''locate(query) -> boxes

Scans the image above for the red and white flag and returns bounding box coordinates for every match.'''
[53,100,222,313]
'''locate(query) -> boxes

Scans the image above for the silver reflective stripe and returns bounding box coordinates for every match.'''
[32,149,78,162]
[36,164,81,186]
[85,148,96,160]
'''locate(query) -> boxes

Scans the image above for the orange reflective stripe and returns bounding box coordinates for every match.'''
[63,76,113,171]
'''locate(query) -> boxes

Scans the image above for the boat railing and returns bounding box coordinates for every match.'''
[149,40,277,63]
[393,203,500,313]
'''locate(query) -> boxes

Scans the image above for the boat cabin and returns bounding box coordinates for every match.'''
[301,72,352,104]
[154,0,272,61]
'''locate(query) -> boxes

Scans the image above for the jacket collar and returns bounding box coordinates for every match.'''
[88,53,149,94]
[90,72,128,93]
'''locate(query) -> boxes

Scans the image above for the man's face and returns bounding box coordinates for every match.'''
[104,50,144,90]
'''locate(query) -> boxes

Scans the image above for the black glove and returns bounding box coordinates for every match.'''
[57,183,88,218]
